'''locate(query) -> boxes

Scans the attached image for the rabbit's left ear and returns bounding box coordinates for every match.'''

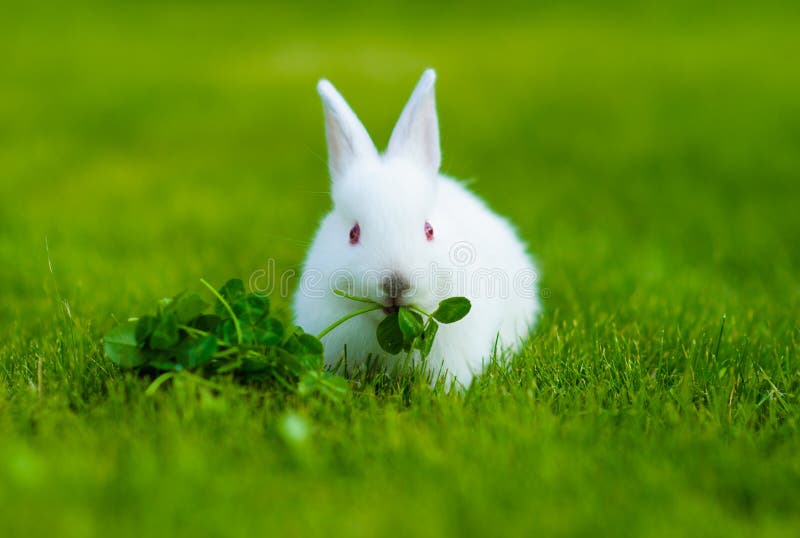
[386,69,440,174]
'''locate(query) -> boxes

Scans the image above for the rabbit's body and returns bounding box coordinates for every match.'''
[293,70,540,387]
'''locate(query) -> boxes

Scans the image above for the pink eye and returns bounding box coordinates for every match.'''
[424,221,434,241]
[349,222,360,244]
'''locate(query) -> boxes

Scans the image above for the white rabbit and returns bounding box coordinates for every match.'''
[293,69,540,388]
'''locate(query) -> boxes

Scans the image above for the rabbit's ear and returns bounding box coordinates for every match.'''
[317,79,378,180]
[386,69,440,174]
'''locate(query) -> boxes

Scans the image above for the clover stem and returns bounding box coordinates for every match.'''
[404,338,417,368]
[200,278,242,345]
[145,372,176,396]
[317,305,383,340]
[179,324,229,347]
[180,325,209,337]
[333,288,377,304]
[213,347,240,359]
[409,305,433,318]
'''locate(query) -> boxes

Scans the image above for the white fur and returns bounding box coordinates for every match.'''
[293,69,540,388]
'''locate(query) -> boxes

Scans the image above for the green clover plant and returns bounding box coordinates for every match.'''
[104,278,470,398]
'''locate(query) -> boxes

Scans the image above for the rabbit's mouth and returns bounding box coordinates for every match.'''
[380,273,409,314]
[382,301,401,315]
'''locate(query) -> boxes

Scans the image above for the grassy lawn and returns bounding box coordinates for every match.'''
[2,2,799,536]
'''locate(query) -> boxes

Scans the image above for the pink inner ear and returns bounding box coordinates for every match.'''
[349,223,361,244]
[425,221,434,241]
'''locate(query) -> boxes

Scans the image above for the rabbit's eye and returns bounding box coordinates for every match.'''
[424,221,434,241]
[349,222,360,245]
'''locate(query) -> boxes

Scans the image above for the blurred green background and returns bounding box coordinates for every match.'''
[1,1,799,537]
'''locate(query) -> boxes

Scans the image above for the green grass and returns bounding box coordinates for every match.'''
[2,2,799,536]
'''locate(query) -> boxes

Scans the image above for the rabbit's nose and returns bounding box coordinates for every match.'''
[382,272,410,300]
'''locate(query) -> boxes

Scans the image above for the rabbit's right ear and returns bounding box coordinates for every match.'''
[317,79,378,180]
